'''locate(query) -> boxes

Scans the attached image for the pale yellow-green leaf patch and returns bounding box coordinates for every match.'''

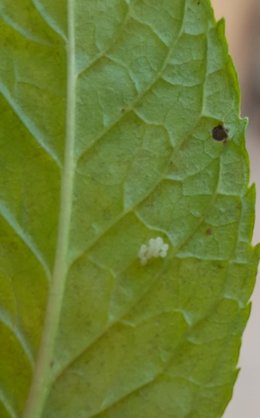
[0,1,259,418]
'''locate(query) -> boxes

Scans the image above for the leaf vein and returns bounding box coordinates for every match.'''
[0,13,52,46]
[52,157,223,382]
[31,0,66,41]
[0,309,34,366]
[0,85,61,168]
[0,202,51,280]
[76,3,132,77]
[87,246,241,418]
[77,1,187,162]
[0,389,17,418]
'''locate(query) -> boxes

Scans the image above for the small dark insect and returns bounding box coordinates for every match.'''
[212,124,229,142]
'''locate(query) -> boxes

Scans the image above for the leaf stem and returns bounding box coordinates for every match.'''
[22,1,76,417]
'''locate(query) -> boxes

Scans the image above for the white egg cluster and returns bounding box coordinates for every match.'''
[138,237,169,265]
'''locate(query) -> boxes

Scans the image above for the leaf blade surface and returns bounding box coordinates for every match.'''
[0,1,259,418]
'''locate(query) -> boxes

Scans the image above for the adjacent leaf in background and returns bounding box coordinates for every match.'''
[0,1,259,418]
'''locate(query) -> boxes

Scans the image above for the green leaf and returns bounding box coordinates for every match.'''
[0,1,259,418]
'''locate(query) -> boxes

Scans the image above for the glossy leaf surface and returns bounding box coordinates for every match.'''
[0,1,259,418]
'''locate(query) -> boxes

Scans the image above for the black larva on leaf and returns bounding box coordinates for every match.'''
[212,124,229,142]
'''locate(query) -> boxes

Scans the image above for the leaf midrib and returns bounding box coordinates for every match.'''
[22,1,76,417]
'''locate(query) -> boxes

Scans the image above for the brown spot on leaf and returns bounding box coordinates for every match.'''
[212,124,229,142]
